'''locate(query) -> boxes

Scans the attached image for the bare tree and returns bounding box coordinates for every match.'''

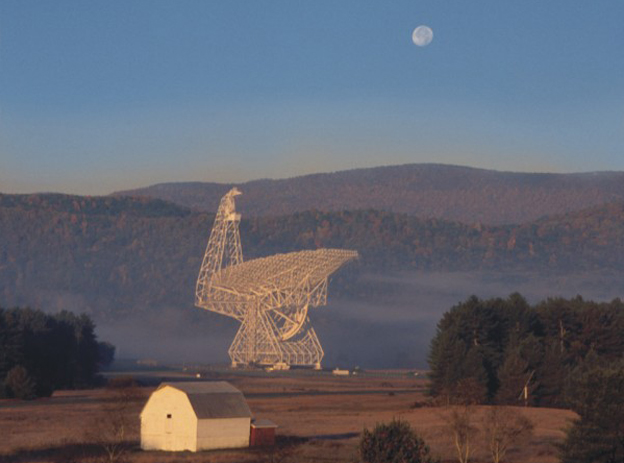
[445,405,479,463]
[440,376,487,463]
[482,406,534,463]
[86,377,143,463]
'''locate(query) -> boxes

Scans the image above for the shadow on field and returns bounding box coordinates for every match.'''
[0,441,133,463]
[0,436,311,463]
[309,432,359,441]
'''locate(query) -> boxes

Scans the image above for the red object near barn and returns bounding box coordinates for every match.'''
[250,419,278,447]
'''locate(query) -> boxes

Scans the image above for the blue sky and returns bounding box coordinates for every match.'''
[1,1,623,194]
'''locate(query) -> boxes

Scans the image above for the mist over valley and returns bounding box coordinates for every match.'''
[3,164,624,368]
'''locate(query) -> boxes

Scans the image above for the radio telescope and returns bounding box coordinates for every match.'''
[195,188,358,369]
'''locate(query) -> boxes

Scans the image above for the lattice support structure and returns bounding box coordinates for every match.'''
[195,188,358,368]
[196,188,243,306]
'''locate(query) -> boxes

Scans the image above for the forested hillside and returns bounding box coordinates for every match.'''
[2,193,624,320]
[113,164,624,225]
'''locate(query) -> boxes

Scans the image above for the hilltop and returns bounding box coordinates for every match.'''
[113,164,624,225]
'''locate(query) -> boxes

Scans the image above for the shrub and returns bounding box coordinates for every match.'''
[5,365,36,400]
[359,419,437,463]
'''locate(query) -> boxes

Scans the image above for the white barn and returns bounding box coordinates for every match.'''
[140,381,252,452]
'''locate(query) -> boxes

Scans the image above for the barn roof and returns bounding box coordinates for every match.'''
[159,381,252,419]
[252,419,278,428]
[161,381,240,395]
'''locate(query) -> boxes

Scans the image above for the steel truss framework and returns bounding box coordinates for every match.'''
[195,188,358,368]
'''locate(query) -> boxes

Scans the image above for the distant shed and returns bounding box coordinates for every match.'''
[250,419,278,447]
[140,381,252,452]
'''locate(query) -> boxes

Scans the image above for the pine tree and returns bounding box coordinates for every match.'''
[560,362,624,463]
[496,347,531,405]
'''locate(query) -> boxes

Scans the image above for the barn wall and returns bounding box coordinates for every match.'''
[196,417,251,450]
[250,426,276,447]
[141,387,198,452]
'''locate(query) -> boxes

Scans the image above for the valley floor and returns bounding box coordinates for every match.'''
[0,370,575,463]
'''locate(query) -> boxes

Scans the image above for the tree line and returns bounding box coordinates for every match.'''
[428,294,624,462]
[0,307,115,399]
[428,293,624,407]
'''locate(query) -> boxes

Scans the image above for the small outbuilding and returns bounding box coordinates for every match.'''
[140,381,252,452]
[250,419,278,447]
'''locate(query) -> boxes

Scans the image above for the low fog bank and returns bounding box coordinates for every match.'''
[96,306,238,365]
[95,270,624,370]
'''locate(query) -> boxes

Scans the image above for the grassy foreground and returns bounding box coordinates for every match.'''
[0,371,574,463]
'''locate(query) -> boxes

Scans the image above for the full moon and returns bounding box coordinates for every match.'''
[412,25,433,47]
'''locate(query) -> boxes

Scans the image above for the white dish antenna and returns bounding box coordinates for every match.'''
[195,188,358,368]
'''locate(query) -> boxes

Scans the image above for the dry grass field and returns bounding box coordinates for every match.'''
[0,371,575,463]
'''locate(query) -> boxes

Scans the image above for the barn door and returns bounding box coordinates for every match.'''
[165,414,172,434]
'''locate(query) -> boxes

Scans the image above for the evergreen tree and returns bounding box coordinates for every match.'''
[560,361,624,463]
[429,294,535,401]
[496,347,531,405]
[429,328,468,399]
[0,308,24,380]
[533,341,570,407]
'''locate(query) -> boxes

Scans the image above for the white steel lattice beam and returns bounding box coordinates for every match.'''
[195,187,358,368]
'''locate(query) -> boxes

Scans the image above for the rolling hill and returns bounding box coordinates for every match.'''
[3,191,624,366]
[113,164,624,225]
[2,193,624,319]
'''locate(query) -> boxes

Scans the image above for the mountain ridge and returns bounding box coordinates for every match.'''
[112,163,624,225]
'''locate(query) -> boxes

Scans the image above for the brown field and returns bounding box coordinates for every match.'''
[0,371,575,463]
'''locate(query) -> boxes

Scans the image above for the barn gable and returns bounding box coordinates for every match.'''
[140,385,198,451]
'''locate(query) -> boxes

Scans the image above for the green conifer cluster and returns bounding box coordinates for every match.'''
[0,307,113,398]
[428,294,624,406]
